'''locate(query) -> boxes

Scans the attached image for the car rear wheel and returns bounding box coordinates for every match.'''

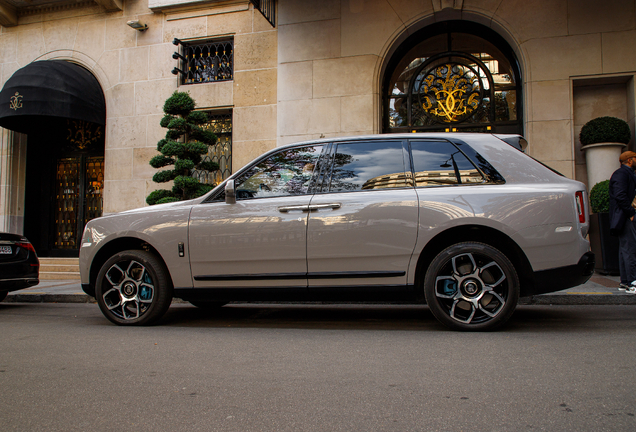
[423,242,519,331]
[95,250,173,326]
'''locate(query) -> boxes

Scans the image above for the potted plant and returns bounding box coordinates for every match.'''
[580,116,631,188]
[588,179,619,275]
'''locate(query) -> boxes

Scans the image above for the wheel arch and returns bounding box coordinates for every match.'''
[414,225,534,299]
[88,237,173,294]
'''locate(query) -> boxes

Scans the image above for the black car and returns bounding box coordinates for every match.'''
[0,233,39,301]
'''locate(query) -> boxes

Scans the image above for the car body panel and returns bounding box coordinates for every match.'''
[189,195,311,288]
[79,202,193,288]
[307,188,419,287]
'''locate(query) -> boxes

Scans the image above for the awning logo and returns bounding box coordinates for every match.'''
[9,92,22,110]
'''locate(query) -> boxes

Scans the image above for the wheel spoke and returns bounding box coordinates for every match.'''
[452,253,477,276]
[480,261,506,287]
[450,300,476,324]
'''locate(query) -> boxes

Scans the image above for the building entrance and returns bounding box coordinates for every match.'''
[0,60,106,257]
[24,122,104,256]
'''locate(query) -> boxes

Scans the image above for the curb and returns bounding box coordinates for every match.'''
[520,294,636,305]
[5,293,636,305]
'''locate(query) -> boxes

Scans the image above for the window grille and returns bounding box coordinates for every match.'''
[250,0,276,27]
[192,111,232,186]
[177,39,234,85]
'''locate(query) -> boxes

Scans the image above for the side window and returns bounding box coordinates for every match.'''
[410,141,484,186]
[234,145,323,199]
[328,141,408,192]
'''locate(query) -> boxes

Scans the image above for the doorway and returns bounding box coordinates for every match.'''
[24,121,104,257]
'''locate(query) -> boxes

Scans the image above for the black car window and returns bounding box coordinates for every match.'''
[327,141,408,192]
[233,145,323,200]
[410,140,484,186]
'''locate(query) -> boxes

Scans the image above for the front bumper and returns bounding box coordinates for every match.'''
[526,252,595,296]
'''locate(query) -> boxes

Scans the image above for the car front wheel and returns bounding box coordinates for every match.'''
[424,242,519,331]
[95,250,173,326]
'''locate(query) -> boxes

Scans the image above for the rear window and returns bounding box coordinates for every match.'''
[327,141,409,192]
[410,141,484,186]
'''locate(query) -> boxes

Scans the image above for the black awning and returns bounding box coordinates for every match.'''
[0,60,105,134]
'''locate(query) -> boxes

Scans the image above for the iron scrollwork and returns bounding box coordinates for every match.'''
[417,63,484,123]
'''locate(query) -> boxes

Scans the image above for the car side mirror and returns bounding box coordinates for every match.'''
[225,179,236,204]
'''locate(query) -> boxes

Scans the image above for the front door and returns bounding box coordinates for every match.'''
[188,144,323,288]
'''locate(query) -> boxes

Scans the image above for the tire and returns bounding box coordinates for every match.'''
[95,250,173,326]
[188,300,228,309]
[423,242,519,331]
[0,291,7,302]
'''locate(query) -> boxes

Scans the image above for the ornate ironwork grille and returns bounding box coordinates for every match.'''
[383,23,522,135]
[55,158,80,249]
[53,156,103,249]
[192,111,232,186]
[178,39,234,85]
[250,0,276,27]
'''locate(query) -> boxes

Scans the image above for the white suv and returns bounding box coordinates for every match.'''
[79,133,594,330]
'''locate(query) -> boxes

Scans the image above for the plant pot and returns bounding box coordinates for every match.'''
[588,212,619,275]
[581,142,626,188]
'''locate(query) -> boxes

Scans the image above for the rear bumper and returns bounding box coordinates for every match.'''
[525,252,595,296]
[0,278,39,292]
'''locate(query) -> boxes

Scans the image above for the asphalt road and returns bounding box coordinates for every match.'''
[1,302,635,432]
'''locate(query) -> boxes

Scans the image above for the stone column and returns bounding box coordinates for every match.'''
[0,128,27,234]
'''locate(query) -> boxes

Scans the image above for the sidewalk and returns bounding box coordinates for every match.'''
[4,273,636,305]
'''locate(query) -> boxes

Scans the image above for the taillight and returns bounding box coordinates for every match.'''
[16,242,39,266]
[575,191,586,223]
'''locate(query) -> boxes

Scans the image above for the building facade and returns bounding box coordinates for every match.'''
[0,0,635,256]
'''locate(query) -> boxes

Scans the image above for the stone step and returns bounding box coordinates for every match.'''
[38,257,79,265]
[40,271,81,281]
[38,258,80,280]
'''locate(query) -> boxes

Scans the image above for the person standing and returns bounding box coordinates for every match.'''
[609,151,636,293]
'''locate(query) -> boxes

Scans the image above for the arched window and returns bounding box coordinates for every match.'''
[383,21,522,135]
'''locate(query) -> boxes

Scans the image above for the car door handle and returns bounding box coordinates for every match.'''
[307,203,341,211]
[278,205,310,213]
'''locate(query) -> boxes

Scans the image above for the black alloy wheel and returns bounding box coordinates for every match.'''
[424,242,519,331]
[95,250,173,326]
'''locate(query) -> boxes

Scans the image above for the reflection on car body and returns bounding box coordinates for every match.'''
[79,133,594,331]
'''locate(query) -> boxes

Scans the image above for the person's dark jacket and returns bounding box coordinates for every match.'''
[609,164,636,235]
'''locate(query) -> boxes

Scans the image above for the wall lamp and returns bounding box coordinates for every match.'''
[172,52,186,62]
[127,20,148,31]
[172,67,186,76]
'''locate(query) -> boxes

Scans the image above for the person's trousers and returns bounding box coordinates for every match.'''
[618,218,636,284]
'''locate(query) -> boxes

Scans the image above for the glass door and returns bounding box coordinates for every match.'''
[53,156,104,250]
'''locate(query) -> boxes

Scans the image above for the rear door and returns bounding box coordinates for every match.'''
[306,140,419,288]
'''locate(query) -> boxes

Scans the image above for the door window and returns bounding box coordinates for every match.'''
[234,145,323,199]
[410,141,484,186]
[326,141,409,192]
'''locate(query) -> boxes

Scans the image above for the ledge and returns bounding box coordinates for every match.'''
[149,0,246,13]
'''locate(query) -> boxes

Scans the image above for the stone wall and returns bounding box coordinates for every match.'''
[276,0,636,181]
[0,0,277,214]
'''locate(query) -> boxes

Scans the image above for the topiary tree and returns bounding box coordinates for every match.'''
[146,91,219,205]
[580,116,631,146]
[589,179,610,213]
